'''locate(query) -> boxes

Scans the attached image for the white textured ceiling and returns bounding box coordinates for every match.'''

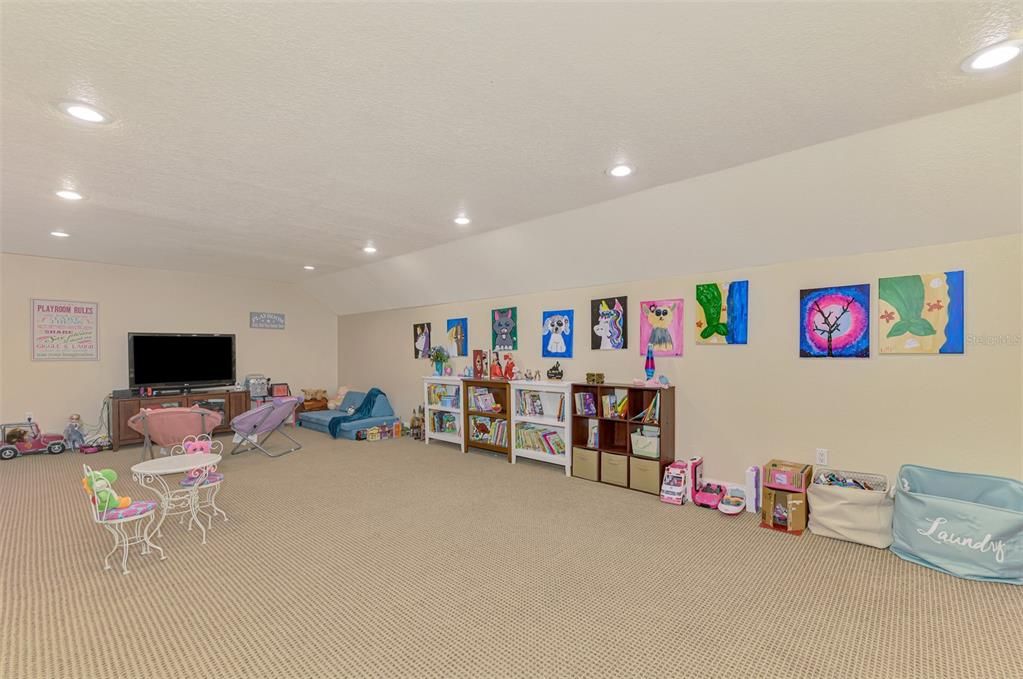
[1,2,1021,282]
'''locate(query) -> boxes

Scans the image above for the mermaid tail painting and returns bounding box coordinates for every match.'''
[695,281,748,345]
[878,271,963,354]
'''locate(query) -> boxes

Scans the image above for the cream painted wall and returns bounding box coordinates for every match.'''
[337,235,1022,483]
[0,253,337,431]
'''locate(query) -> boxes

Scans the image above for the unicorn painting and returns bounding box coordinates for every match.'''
[590,297,627,350]
[413,322,431,358]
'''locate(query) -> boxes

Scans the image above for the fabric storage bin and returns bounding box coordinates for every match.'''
[600,453,628,487]
[891,465,1023,585]
[629,457,661,494]
[573,447,598,481]
[807,468,893,548]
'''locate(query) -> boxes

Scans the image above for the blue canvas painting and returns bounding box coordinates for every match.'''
[799,284,871,358]
[542,309,574,358]
[446,318,468,357]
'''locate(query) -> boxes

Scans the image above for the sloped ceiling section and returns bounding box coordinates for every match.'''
[1,2,1021,281]
[310,94,1023,316]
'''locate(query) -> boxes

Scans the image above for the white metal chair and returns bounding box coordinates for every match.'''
[171,434,227,528]
[82,464,164,575]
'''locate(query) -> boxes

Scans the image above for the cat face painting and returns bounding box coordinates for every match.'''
[639,299,683,357]
[492,307,518,351]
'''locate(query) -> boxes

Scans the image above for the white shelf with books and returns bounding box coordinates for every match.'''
[423,376,465,452]
[510,380,572,476]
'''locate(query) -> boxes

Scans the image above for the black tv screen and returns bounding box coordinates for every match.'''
[129,333,236,389]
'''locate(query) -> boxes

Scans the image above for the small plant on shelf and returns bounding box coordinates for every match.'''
[426,346,450,375]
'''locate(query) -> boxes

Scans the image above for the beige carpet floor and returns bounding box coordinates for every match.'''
[1,428,1021,679]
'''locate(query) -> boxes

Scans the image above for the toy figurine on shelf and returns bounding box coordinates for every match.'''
[546,362,564,380]
[502,354,517,380]
[489,352,504,379]
[64,414,87,451]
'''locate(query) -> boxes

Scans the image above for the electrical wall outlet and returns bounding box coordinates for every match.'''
[815,448,829,466]
[25,412,34,423]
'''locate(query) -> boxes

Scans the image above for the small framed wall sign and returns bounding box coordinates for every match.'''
[31,298,99,361]
[250,312,286,330]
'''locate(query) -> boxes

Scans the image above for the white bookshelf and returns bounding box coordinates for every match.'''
[423,376,465,451]
[510,380,572,476]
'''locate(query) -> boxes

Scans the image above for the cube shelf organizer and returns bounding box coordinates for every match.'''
[510,380,572,476]
[423,376,465,452]
[462,378,511,461]
[570,382,675,494]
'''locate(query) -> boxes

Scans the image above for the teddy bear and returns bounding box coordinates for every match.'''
[327,386,350,411]
[81,469,132,512]
[301,388,329,411]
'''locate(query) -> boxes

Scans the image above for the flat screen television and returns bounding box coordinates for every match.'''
[128,333,236,389]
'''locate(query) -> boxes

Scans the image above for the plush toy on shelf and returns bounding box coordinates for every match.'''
[81,468,132,511]
[502,354,517,380]
[327,387,350,411]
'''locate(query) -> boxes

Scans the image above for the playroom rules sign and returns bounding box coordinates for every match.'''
[31,299,99,361]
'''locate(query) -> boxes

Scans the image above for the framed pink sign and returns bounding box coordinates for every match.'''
[31,298,99,361]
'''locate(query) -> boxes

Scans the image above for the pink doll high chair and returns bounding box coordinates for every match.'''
[170,434,227,528]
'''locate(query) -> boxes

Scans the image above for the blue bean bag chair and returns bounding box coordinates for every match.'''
[297,389,399,440]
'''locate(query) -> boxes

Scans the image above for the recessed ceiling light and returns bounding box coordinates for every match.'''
[363,245,377,254]
[55,189,84,201]
[608,164,633,178]
[454,215,471,226]
[961,39,1023,73]
[303,265,316,270]
[50,231,71,238]
[58,101,110,124]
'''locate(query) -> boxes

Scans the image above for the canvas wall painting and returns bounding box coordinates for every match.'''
[590,296,627,350]
[799,284,870,358]
[472,349,487,379]
[878,271,964,354]
[695,281,748,345]
[446,318,469,357]
[491,307,518,351]
[413,322,431,359]
[541,309,574,358]
[638,299,683,356]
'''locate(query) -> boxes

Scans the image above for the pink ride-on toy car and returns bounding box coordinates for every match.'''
[693,482,727,509]
[0,421,67,461]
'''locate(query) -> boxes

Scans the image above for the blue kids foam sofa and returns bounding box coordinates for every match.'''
[297,389,399,440]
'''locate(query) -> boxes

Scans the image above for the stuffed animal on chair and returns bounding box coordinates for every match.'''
[81,469,132,511]
[327,387,350,411]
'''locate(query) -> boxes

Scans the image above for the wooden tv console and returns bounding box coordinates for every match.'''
[110,389,250,451]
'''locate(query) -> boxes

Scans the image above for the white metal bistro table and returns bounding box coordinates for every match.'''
[131,452,222,545]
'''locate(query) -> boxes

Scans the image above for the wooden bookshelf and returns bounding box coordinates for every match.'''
[570,382,675,495]
[462,379,512,461]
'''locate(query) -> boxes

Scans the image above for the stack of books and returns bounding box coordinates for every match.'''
[427,384,459,407]
[469,388,497,412]
[573,392,597,416]
[430,412,459,434]
[631,392,661,424]
[516,390,565,420]
[602,394,628,418]
[514,424,566,456]
[468,415,508,446]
